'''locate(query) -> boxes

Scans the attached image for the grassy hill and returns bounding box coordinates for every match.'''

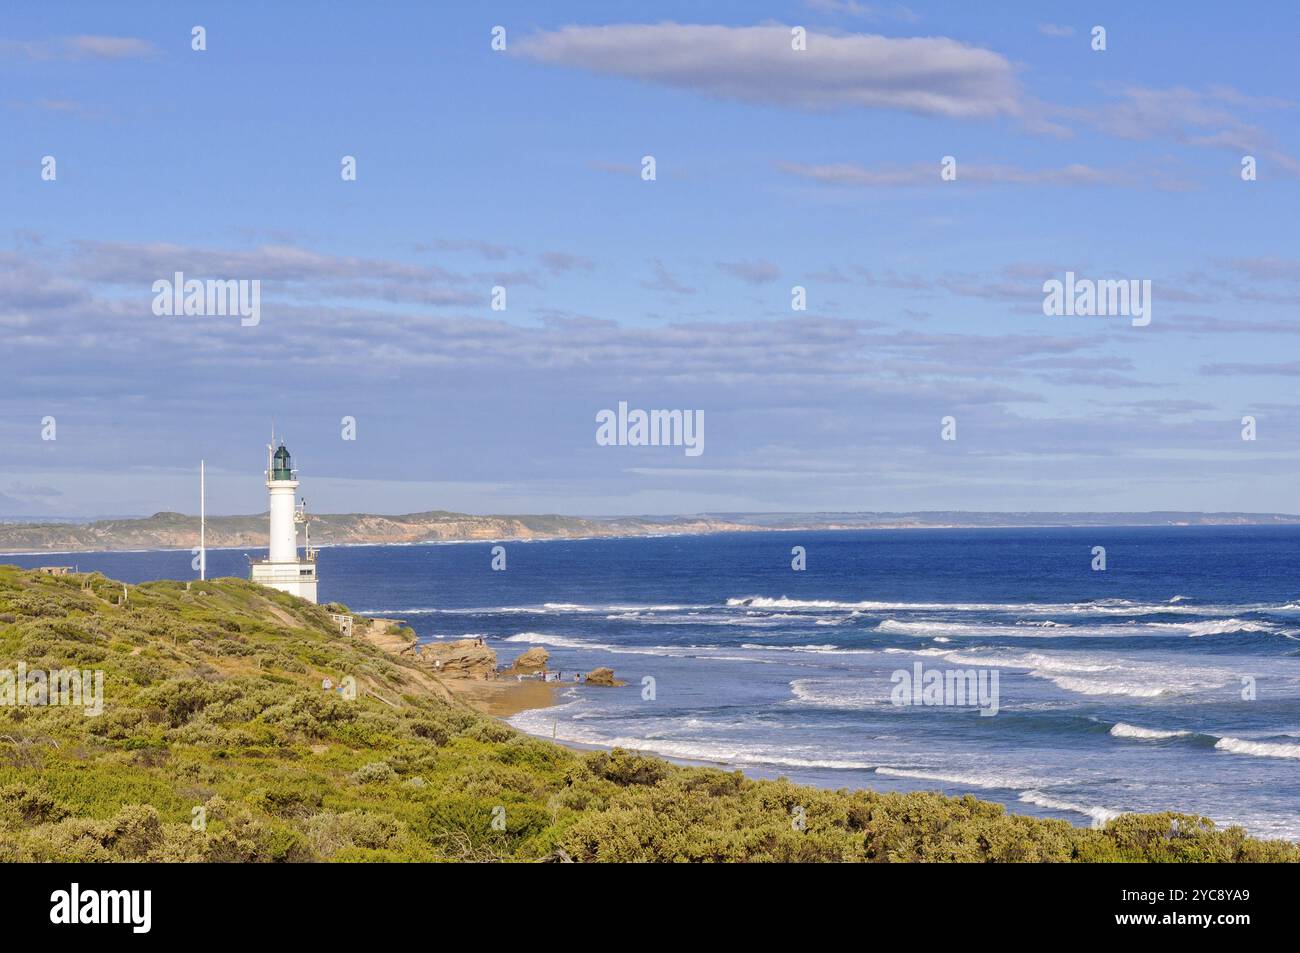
[0,564,1295,863]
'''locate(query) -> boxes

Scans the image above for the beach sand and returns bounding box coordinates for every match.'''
[444,677,565,718]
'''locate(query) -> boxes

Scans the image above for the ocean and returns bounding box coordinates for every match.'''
[9,526,1300,840]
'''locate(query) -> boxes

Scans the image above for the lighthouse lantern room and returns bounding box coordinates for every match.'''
[249,441,319,603]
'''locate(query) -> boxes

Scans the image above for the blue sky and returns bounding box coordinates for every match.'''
[2,1,1299,517]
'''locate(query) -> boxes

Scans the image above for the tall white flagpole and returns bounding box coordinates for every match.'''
[200,460,206,581]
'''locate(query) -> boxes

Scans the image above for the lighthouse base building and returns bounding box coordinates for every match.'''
[250,442,319,603]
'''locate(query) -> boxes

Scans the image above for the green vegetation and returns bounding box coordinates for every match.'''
[0,564,1295,863]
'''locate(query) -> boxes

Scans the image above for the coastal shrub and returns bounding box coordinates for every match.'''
[189,681,282,725]
[87,707,145,740]
[464,719,513,744]
[16,805,168,862]
[417,795,551,861]
[0,781,70,826]
[443,761,548,800]
[585,748,671,787]
[1095,812,1264,863]
[350,761,397,784]
[259,691,357,736]
[2,567,1298,865]
[404,717,451,746]
[142,678,226,727]
[51,644,108,665]
[385,748,439,777]
[257,652,307,673]
[8,595,68,618]
[120,656,165,685]
[496,735,569,771]
[305,810,408,858]
[330,711,408,748]
[252,782,325,818]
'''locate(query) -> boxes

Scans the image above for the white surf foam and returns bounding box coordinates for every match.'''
[875,767,1047,790]
[503,631,599,650]
[728,594,1286,618]
[1147,619,1276,637]
[1046,675,1169,698]
[788,677,890,708]
[874,618,1194,640]
[932,648,1235,699]
[502,633,797,664]
[606,612,787,627]
[509,706,879,771]
[378,601,712,616]
[1214,737,1300,760]
[1018,790,1122,828]
[1109,722,1192,741]
[739,643,871,655]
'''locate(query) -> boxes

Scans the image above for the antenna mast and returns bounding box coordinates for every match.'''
[200,459,206,581]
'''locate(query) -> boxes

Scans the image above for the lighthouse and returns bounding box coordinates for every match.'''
[249,441,319,602]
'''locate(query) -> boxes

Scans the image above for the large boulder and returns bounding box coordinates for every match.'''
[504,646,549,675]
[584,667,626,687]
[417,639,497,678]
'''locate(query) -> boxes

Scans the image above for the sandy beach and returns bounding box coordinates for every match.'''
[443,678,565,718]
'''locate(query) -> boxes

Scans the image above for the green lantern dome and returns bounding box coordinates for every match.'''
[271,444,293,480]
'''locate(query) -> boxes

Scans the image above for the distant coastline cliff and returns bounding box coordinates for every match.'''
[0,511,754,553]
[1,509,1298,554]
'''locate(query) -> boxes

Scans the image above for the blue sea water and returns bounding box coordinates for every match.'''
[9,526,1300,839]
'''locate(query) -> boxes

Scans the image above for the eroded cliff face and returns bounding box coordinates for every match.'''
[0,511,757,554]
[416,639,500,678]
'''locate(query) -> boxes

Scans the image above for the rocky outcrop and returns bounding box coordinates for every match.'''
[352,617,417,652]
[416,639,497,678]
[584,667,626,687]
[503,646,549,675]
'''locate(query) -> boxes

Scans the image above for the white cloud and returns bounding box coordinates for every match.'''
[65,35,155,59]
[515,23,1020,118]
[1076,84,1300,174]
[804,0,921,22]
[777,160,1129,187]
[716,259,780,284]
[2,35,157,60]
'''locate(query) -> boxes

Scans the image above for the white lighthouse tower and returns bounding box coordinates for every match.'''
[249,441,319,602]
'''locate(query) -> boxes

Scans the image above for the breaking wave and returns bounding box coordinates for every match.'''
[1109,722,1193,741]
[1018,790,1123,828]
[1214,737,1300,760]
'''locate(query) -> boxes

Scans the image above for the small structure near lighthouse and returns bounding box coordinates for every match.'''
[249,441,319,603]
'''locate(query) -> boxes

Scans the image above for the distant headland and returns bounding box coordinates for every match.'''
[1,509,1299,554]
